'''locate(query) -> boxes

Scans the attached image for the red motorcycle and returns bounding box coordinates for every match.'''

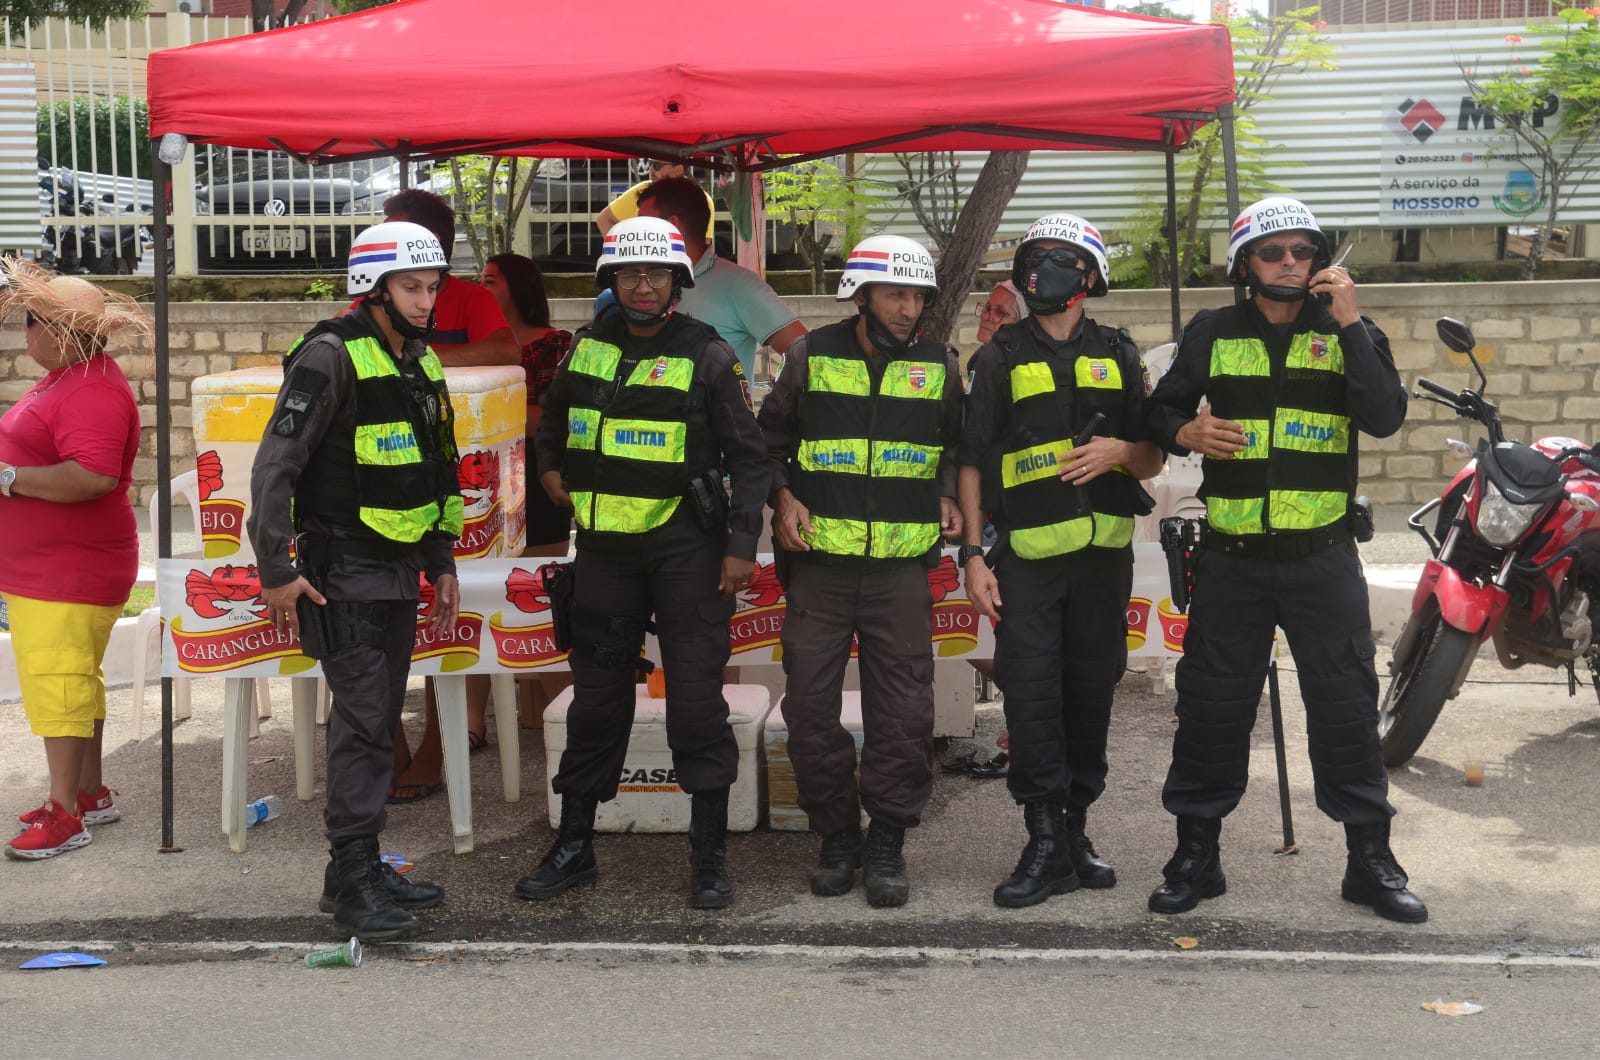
[1379,317,1600,766]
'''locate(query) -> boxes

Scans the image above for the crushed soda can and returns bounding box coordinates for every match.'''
[305,937,362,969]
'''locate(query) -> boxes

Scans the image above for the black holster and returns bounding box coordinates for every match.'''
[1158,517,1204,614]
[540,561,576,653]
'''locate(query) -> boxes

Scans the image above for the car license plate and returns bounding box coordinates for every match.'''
[241,228,308,253]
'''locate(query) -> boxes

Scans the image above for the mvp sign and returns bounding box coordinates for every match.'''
[1379,91,1558,224]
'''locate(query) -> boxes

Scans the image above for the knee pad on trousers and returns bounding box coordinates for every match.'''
[573,608,647,672]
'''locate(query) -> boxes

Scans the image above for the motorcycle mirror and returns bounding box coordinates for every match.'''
[1446,439,1474,460]
[1436,317,1489,393]
[1570,493,1600,513]
[1435,317,1475,353]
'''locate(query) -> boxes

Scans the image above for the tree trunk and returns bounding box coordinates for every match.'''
[1522,169,1562,281]
[279,0,311,27]
[919,151,1029,346]
[251,0,272,32]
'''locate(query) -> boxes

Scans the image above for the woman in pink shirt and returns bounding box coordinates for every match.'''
[0,263,148,860]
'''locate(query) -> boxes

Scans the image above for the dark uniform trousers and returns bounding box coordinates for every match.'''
[780,558,935,835]
[994,547,1132,809]
[1163,540,1393,824]
[552,518,739,801]
[322,596,422,843]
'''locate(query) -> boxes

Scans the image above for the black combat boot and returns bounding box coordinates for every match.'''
[1063,806,1117,889]
[1147,816,1226,915]
[318,850,443,914]
[809,825,863,897]
[862,819,910,908]
[330,836,422,943]
[994,801,1080,909]
[514,795,599,900]
[1341,820,1428,924]
[688,788,734,910]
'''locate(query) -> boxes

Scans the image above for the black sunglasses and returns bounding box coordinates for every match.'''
[1252,243,1317,263]
[1023,247,1086,269]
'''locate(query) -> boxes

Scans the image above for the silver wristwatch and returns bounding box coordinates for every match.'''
[0,466,16,497]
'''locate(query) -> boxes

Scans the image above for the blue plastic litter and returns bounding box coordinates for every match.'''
[20,952,106,970]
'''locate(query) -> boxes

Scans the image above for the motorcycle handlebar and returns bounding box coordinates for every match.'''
[1415,378,1458,401]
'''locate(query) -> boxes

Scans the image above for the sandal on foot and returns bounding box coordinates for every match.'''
[468,729,488,754]
[387,782,441,804]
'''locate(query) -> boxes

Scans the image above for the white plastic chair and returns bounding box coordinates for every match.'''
[131,470,272,739]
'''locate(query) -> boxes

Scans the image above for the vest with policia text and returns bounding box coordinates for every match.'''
[1200,305,1351,537]
[287,314,464,543]
[789,320,946,560]
[993,319,1143,559]
[560,315,720,535]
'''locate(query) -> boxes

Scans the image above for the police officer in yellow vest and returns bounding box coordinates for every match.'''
[524,216,769,909]
[1145,197,1425,923]
[758,235,964,908]
[249,221,463,943]
[959,213,1165,908]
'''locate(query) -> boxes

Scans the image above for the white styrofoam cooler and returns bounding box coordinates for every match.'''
[764,691,869,832]
[544,684,773,832]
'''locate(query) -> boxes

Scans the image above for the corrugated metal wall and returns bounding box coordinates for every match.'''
[0,64,38,253]
[865,20,1600,247]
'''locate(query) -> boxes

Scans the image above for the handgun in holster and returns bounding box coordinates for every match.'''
[688,470,730,532]
[1349,495,1375,544]
[539,561,577,653]
[291,538,334,660]
[1158,516,1204,614]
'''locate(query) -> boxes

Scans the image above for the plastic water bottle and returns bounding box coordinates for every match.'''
[245,795,284,827]
[0,596,9,632]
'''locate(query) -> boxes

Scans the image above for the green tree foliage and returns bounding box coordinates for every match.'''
[1111,3,1335,288]
[430,155,542,269]
[3,1,146,42]
[1464,4,1600,279]
[761,159,877,294]
[37,96,149,177]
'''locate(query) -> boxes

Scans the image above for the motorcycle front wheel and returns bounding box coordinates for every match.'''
[1378,604,1480,766]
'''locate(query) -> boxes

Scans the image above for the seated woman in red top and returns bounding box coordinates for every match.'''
[0,262,150,860]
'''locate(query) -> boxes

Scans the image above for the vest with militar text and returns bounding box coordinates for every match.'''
[559,315,720,536]
[1199,305,1351,537]
[788,319,946,560]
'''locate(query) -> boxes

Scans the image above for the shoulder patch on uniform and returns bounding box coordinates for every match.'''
[729,359,753,411]
[273,366,329,439]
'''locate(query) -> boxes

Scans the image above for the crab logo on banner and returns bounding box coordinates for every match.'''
[729,563,788,661]
[195,450,247,558]
[413,576,483,670]
[488,566,569,670]
[927,557,980,657]
[169,564,313,675]
[455,449,505,558]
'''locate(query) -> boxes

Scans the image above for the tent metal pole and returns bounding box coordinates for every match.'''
[152,144,180,854]
[1220,104,1243,303]
[1166,149,1181,344]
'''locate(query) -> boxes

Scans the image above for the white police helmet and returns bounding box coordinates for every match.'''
[347,221,449,297]
[595,216,696,290]
[1225,197,1330,285]
[1011,213,1110,297]
[835,235,938,303]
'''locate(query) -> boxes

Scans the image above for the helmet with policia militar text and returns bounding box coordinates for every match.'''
[835,235,938,303]
[1226,196,1331,292]
[347,221,448,296]
[1011,213,1110,315]
[594,216,696,290]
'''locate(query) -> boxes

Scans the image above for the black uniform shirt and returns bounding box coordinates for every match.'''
[758,326,964,504]
[247,306,458,598]
[533,312,770,561]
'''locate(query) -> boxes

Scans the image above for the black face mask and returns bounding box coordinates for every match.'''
[1254,281,1310,304]
[1017,256,1088,316]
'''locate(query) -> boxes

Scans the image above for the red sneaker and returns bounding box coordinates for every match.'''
[17,787,118,829]
[5,799,91,861]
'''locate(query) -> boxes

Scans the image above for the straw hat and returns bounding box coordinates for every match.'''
[0,257,152,362]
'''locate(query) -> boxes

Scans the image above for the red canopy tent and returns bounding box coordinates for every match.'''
[142,0,1237,846]
[149,0,1234,163]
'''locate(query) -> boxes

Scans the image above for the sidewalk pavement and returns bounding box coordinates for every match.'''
[2,635,1597,958]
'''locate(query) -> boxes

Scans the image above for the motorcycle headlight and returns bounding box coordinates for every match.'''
[1475,481,1542,546]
